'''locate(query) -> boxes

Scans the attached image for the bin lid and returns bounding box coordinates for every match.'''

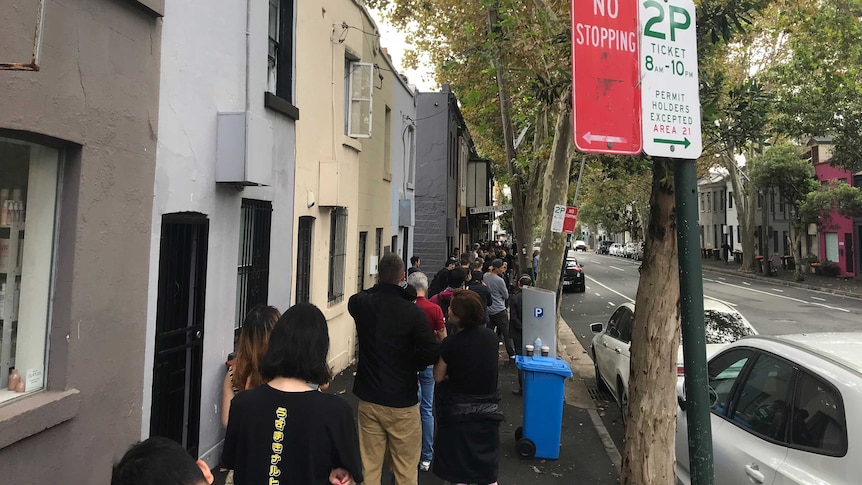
[515,356,573,377]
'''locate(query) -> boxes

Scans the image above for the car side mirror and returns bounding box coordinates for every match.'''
[590,322,603,333]
[676,380,686,411]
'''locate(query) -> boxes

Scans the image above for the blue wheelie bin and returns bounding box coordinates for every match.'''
[514,355,573,459]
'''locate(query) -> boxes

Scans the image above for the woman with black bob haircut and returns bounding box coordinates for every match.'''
[432,289,503,485]
[222,303,363,485]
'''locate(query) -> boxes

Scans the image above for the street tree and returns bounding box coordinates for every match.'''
[800,180,862,256]
[749,144,819,281]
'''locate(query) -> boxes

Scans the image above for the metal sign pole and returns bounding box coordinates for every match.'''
[674,158,714,485]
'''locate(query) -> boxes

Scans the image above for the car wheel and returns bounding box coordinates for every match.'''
[592,348,607,391]
[618,380,628,426]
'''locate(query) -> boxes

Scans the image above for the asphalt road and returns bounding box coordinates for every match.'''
[560,251,862,452]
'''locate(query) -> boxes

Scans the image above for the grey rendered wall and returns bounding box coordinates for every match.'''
[415,93,451,271]
[0,1,161,483]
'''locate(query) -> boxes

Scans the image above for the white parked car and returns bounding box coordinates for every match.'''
[624,242,638,258]
[574,240,587,251]
[590,298,757,424]
[676,333,862,485]
[609,243,624,256]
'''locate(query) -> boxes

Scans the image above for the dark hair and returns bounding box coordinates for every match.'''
[518,274,533,287]
[260,303,332,385]
[459,255,472,266]
[233,305,281,390]
[448,267,467,288]
[470,270,484,283]
[111,437,206,485]
[410,256,420,266]
[378,252,405,284]
[449,289,485,328]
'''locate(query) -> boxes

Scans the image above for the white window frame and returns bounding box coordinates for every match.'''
[347,62,374,138]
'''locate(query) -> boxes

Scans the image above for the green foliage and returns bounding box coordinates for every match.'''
[800,180,862,225]
[749,144,818,210]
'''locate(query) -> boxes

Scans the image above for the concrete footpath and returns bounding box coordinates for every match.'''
[213,321,620,484]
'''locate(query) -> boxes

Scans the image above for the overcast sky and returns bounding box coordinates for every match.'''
[369,9,438,92]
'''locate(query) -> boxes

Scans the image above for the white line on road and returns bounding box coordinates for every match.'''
[718,277,726,281]
[586,276,635,303]
[588,408,622,473]
[710,279,850,313]
[742,281,751,286]
[772,288,784,293]
[811,296,826,301]
[609,266,626,272]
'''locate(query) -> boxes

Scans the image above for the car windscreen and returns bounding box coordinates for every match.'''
[703,310,754,344]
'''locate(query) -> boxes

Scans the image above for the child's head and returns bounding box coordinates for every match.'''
[260,302,332,385]
[234,305,281,390]
[111,437,213,485]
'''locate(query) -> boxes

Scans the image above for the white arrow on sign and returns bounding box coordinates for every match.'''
[582,132,627,145]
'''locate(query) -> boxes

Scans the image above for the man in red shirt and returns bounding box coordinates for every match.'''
[407,271,447,472]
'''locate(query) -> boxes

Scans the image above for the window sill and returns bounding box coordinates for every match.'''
[264,92,300,120]
[383,172,392,182]
[0,389,81,450]
[341,136,362,153]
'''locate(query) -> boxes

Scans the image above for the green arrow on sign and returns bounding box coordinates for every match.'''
[653,137,691,148]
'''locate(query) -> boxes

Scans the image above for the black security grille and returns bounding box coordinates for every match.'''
[236,199,272,331]
[328,207,348,304]
[357,231,367,294]
[296,216,314,304]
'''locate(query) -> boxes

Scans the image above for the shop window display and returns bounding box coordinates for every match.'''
[0,138,60,405]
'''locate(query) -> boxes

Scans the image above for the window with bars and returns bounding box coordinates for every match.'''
[267,0,294,102]
[236,199,272,332]
[328,208,348,304]
[375,228,383,256]
[295,216,314,304]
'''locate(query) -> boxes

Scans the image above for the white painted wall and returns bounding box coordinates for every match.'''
[389,76,417,261]
[143,0,296,466]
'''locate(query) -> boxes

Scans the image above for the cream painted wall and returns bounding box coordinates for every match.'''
[295,0,397,373]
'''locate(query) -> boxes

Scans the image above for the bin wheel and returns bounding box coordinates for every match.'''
[515,426,523,441]
[516,438,536,458]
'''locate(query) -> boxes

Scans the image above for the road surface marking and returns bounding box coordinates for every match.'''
[718,277,726,281]
[595,293,602,297]
[811,296,826,301]
[742,281,751,286]
[710,280,849,313]
[771,288,784,293]
[588,408,622,473]
[586,276,635,303]
[609,266,626,272]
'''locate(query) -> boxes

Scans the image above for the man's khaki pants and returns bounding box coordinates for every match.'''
[358,400,421,485]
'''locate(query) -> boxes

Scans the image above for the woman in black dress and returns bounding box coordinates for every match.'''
[433,289,503,485]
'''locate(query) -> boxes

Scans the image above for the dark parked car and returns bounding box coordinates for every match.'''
[596,240,613,255]
[562,257,586,292]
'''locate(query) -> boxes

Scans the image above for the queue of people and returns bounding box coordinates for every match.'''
[111,244,522,485]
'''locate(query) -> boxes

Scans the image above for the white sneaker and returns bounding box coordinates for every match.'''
[419,460,431,472]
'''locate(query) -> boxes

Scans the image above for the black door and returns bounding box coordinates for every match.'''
[150,213,209,456]
[846,232,854,274]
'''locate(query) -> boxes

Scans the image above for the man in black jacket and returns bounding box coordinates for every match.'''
[349,253,439,485]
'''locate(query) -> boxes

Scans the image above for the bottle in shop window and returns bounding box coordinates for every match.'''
[15,379,25,393]
[7,369,20,391]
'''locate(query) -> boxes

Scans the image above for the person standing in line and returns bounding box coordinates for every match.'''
[469,243,480,262]
[433,290,502,485]
[112,437,214,485]
[485,259,515,358]
[468,270,492,328]
[408,256,422,275]
[532,249,540,280]
[349,253,440,485]
[428,257,457,298]
[222,303,362,485]
[407,272,447,473]
[509,274,532,396]
[431,267,468,337]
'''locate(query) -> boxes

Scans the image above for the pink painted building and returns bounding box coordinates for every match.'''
[810,138,856,277]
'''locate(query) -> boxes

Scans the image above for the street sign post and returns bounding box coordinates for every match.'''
[639,0,702,158]
[551,205,578,234]
[571,0,642,155]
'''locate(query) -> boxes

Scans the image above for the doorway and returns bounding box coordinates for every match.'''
[846,232,854,274]
[150,213,209,456]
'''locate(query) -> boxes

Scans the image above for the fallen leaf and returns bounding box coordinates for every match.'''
[552,472,563,477]
[531,466,542,474]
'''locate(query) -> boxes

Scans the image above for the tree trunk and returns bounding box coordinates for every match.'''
[791,222,805,281]
[488,2,529,274]
[535,87,573,294]
[722,155,758,272]
[621,159,680,485]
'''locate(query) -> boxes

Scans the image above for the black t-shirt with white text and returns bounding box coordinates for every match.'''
[222,385,363,485]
